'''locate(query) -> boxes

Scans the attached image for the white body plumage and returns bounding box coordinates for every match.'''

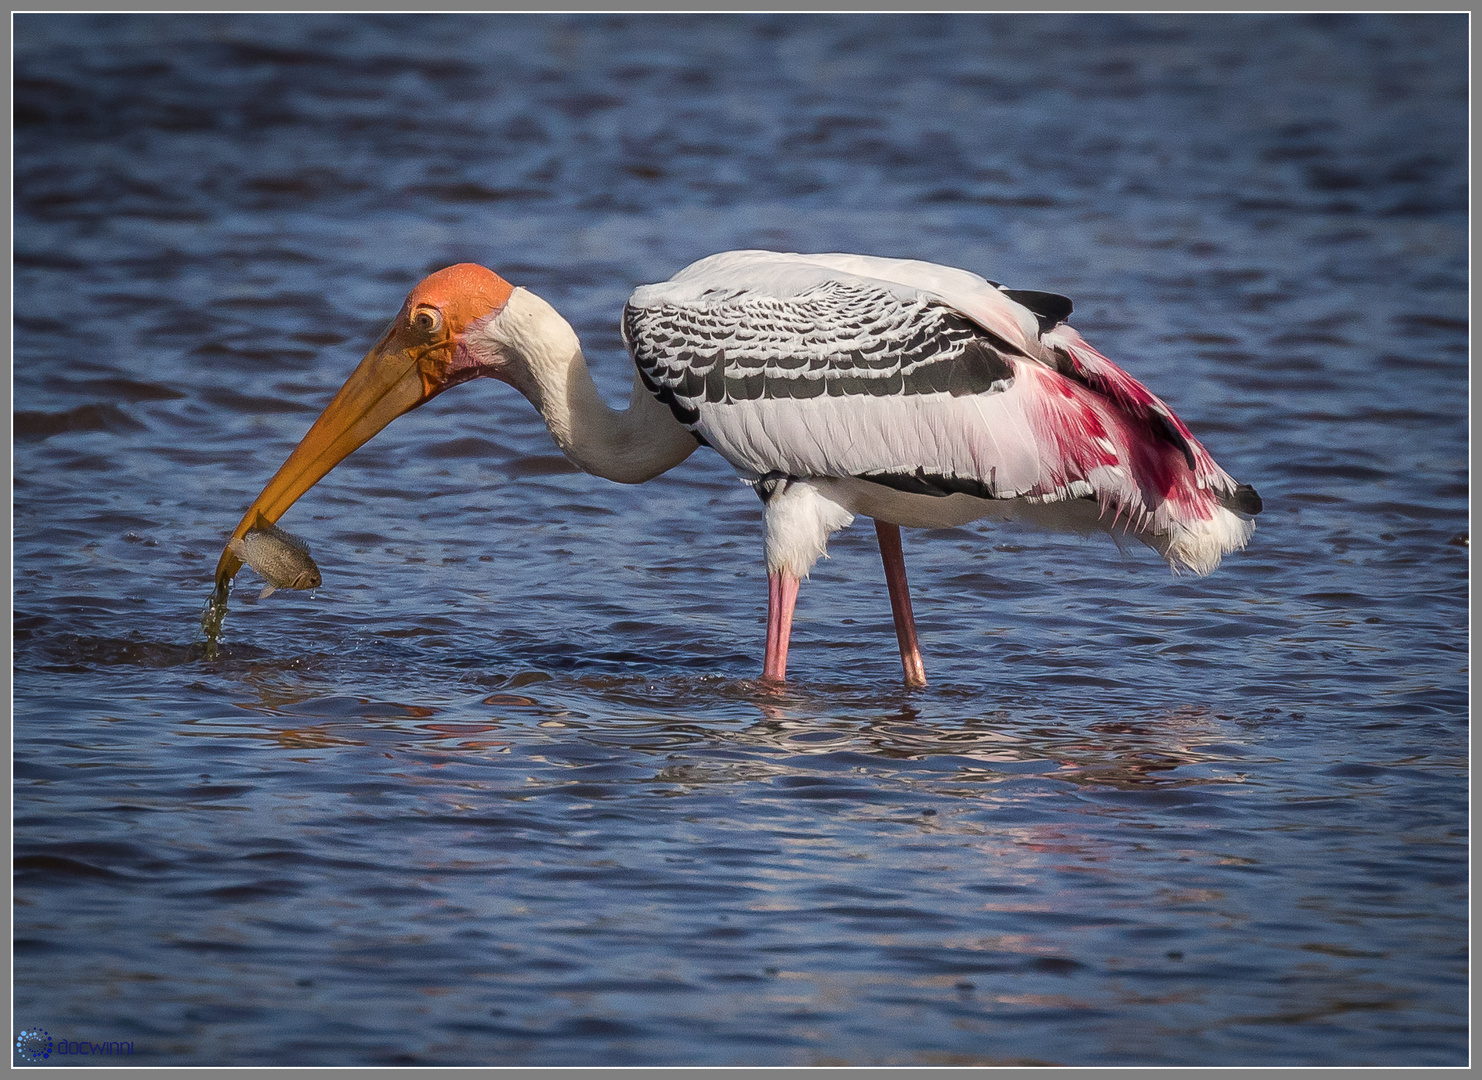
[620,250,1259,580]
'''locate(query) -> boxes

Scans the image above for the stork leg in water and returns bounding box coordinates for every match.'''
[757,474,926,686]
[759,520,923,687]
[762,572,800,684]
[874,520,927,688]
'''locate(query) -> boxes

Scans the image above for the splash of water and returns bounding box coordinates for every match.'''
[198,582,231,656]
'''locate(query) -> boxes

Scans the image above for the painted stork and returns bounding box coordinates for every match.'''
[213,250,1261,686]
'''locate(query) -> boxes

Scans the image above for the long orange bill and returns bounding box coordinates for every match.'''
[212,329,431,598]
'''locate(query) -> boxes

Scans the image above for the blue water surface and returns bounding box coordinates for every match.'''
[13,13,1468,1067]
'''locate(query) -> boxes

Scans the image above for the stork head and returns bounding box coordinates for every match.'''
[212,263,521,594]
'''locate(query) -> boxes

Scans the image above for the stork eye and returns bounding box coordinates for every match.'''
[411,308,442,334]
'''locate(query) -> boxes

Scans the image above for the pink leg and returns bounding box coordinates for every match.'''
[874,520,927,688]
[762,572,800,683]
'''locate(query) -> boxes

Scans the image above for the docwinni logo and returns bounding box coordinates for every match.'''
[16,1029,52,1061]
[15,1031,134,1059]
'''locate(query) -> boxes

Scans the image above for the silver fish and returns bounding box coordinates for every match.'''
[227,524,322,599]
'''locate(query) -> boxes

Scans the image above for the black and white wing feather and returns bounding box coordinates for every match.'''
[622,250,1073,501]
[625,278,1019,421]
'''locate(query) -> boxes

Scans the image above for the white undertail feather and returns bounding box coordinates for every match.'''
[1074,451,1254,578]
[1151,506,1255,577]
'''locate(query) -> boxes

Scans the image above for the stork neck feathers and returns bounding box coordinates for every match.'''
[471,288,697,484]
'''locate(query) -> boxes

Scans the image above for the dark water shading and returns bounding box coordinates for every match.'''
[13,13,1466,1067]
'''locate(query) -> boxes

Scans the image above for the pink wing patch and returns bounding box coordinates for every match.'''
[1044,327,1231,486]
[1021,343,1230,528]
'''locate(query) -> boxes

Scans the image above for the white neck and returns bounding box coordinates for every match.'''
[476,288,698,484]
